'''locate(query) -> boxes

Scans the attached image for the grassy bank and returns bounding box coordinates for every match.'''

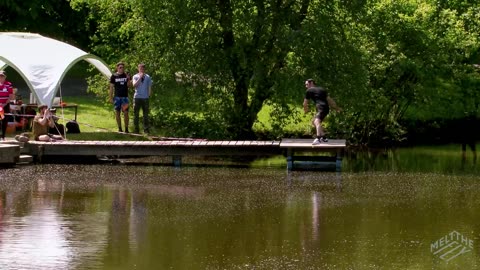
[12,95,150,141]
[10,93,316,141]
[57,96,314,141]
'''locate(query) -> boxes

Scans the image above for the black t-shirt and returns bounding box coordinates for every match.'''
[305,86,329,109]
[110,73,129,97]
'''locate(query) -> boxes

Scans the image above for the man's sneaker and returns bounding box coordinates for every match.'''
[118,128,123,133]
[125,128,129,133]
[313,137,329,145]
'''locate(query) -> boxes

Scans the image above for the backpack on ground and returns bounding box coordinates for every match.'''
[66,120,80,133]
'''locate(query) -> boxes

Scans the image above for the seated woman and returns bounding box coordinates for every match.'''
[32,104,64,142]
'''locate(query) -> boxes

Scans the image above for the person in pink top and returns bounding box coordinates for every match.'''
[0,71,14,140]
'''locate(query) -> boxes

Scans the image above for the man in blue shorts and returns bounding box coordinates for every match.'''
[109,62,131,133]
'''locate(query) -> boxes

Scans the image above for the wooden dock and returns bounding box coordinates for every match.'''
[1,139,346,171]
[0,144,20,165]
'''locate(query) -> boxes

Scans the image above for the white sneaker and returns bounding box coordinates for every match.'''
[312,138,321,145]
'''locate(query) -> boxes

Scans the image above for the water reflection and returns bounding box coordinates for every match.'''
[0,181,72,269]
[346,145,480,174]
[286,171,343,192]
[0,159,478,269]
[129,188,148,253]
[0,178,110,269]
[0,201,71,269]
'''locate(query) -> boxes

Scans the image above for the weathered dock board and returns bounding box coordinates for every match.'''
[1,138,347,170]
[26,140,282,157]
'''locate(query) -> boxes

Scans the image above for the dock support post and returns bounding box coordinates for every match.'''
[38,145,44,163]
[335,156,342,172]
[286,149,293,171]
[172,155,182,167]
[335,149,343,172]
[0,144,20,166]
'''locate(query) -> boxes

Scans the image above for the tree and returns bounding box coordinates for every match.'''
[339,0,480,145]
[142,0,318,138]
[72,0,480,144]
[0,0,92,49]
[72,0,368,139]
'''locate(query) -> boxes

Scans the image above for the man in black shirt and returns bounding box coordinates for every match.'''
[303,79,341,145]
[109,62,131,133]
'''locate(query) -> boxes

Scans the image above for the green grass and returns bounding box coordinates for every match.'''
[58,96,119,132]
[10,94,312,141]
[64,97,312,140]
[13,95,152,141]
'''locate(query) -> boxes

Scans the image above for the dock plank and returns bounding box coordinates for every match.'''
[22,138,346,171]
[280,139,346,149]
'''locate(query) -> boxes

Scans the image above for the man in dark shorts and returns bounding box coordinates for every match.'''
[109,62,131,133]
[303,79,341,145]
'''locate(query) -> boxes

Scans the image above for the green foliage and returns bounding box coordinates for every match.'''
[71,0,367,140]
[341,0,480,144]
[7,0,480,145]
[0,0,92,49]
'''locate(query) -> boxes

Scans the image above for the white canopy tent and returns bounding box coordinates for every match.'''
[0,32,112,107]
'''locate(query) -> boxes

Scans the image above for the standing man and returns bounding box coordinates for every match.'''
[132,63,153,134]
[109,62,131,133]
[0,71,14,140]
[303,78,341,145]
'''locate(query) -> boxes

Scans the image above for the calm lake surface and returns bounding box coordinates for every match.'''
[0,145,478,269]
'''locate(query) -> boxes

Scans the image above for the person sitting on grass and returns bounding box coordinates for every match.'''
[32,104,64,142]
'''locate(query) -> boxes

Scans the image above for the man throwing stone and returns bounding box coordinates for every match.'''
[303,79,341,145]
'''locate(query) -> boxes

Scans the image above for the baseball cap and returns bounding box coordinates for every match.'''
[0,71,6,77]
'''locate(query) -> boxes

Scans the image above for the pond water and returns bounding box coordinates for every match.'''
[0,145,478,269]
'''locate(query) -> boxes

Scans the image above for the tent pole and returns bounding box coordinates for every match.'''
[58,85,67,140]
